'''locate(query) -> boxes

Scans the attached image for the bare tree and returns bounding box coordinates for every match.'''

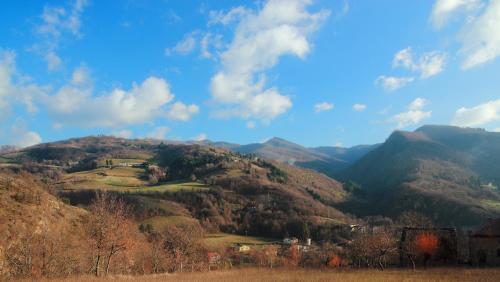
[86,192,135,276]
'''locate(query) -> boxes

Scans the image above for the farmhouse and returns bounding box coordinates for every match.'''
[469,218,500,266]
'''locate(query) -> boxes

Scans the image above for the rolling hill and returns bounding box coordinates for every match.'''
[0,136,353,242]
[339,125,500,226]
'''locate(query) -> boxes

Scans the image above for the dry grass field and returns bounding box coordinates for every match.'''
[42,268,500,282]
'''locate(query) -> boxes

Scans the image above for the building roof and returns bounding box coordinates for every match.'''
[473,219,500,237]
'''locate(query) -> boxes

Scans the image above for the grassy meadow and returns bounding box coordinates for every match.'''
[42,268,500,282]
[59,166,211,193]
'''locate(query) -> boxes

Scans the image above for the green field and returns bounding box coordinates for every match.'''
[141,215,201,231]
[60,167,211,193]
[481,199,500,211]
[203,233,276,248]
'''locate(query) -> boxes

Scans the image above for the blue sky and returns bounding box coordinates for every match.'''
[1,0,500,148]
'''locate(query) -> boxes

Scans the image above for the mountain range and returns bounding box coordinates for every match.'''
[1,124,499,232]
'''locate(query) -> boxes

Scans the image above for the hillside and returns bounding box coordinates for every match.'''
[339,125,500,226]
[216,138,375,177]
[0,137,352,242]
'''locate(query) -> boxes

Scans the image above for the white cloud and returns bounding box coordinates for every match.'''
[353,103,367,112]
[9,120,42,148]
[314,102,334,113]
[45,72,198,127]
[45,51,62,71]
[430,0,500,69]
[34,0,89,70]
[71,65,90,85]
[391,98,432,128]
[146,126,169,140]
[409,97,428,111]
[246,121,256,129]
[460,0,500,69]
[335,141,343,147]
[430,0,481,28]
[194,133,208,141]
[208,6,250,26]
[209,0,329,122]
[452,99,500,126]
[112,129,133,139]
[375,76,415,92]
[0,49,44,115]
[493,128,500,132]
[165,33,197,56]
[166,102,199,121]
[392,47,447,79]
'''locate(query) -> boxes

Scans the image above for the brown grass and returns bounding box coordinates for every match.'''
[42,268,500,282]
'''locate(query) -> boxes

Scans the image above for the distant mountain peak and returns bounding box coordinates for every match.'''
[264,137,301,147]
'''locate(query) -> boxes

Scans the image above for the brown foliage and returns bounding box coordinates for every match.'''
[415,233,439,255]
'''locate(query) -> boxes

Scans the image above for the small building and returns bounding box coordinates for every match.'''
[237,245,251,253]
[469,219,500,266]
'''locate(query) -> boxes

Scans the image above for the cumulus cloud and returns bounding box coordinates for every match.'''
[377,47,446,91]
[166,102,199,121]
[375,76,415,92]
[34,0,89,70]
[44,68,198,127]
[145,126,169,140]
[391,98,432,128]
[314,102,334,113]
[353,103,367,112]
[209,0,329,122]
[452,99,500,127]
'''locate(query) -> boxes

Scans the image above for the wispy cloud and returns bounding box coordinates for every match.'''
[33,0,89,71]
[314,102,334,113]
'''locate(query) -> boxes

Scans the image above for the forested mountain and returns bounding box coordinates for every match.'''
[339,125,500,226]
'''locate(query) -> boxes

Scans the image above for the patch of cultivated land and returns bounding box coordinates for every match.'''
[203,233,276,248]
[59,167,211,192]
[42,268,500,282]
[142,215,201,230]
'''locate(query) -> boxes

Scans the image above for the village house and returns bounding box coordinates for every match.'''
[469,218,500,266]
[236,244,251,253]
